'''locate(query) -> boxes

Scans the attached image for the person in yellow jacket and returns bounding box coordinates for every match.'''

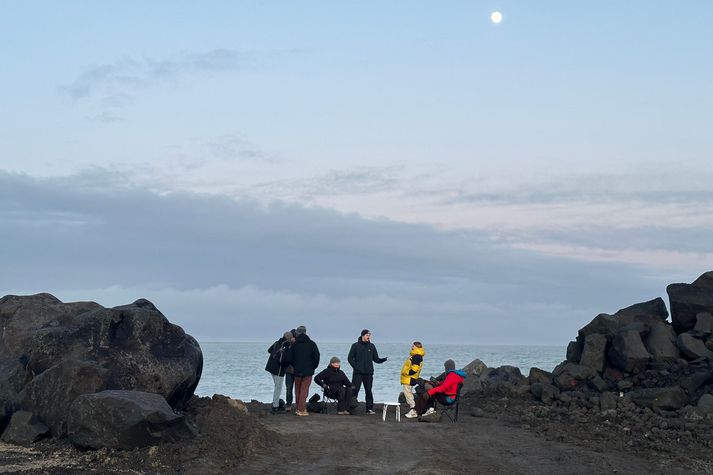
[400,341,425,418]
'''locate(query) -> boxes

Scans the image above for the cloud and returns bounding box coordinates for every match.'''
[1,169,699,345]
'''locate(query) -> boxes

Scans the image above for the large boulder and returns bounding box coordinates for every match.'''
[578,298,669,341]
[477,365,527,395]
[667,271,713,334]
[644,323,681,362]
[579,333,607,372]
[1,411,50,446]
[552,362,595,390]
[694,312,713,336]
[677,333,713,361]
[527,367,553,386]
[68,390,192,449]
[0,294,203,437]
[608,330,650,372]
[626,387,688,411]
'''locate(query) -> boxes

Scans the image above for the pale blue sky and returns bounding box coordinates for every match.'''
[1,2,712,343]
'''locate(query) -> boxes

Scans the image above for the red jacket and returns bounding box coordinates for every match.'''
[427,369,465,400]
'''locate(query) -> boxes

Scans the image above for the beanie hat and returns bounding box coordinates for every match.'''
[329,356,340,364]
[283,331,293,340]
[296,325,307,335]
[444,359,456,371]
[360,329,370,337]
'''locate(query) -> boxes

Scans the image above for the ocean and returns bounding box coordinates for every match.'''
[195,342,565,403]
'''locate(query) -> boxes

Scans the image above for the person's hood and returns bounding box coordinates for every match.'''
[296,333,311,343]
[450,369,466,378]
[410,346,425,357]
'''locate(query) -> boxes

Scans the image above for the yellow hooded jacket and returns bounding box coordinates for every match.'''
[400,345,425,385]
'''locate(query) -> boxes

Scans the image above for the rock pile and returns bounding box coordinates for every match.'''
[462,271,713,424]
[0,293,203,447]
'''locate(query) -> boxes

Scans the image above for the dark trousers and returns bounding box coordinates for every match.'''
[352,373,374,410]
[285,373,294,406]
[326,386,352,412]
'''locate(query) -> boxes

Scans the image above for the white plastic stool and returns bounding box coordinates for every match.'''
[382,402,401,422]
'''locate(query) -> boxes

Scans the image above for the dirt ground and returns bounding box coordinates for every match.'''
[1,399,711,474]
[241,402,705,475]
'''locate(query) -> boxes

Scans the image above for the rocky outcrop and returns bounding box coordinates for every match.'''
[1,410,49,446]
[0,293,203,440]
[667,271,713,333]
[68,390,194,449]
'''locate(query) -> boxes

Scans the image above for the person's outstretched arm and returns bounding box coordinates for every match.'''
[372,344,387,364]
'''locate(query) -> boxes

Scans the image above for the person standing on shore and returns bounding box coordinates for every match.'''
[348,329,387,414]
[265,331,293,414]
[400,341,425,418]
[290,325,320,416]
[283,328,297,412]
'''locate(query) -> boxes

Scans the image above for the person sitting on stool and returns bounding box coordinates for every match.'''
[314,357,356,415]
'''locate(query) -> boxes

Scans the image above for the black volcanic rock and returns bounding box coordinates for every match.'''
[643,323,680,362]
[68,390,192,449]
[667,271,713,334]
[608,330,650,372]
[0,294,203,438]
[1,410,49,446]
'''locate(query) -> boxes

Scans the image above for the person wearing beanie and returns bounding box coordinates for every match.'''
[347,329,387,414]
[401,341,425,418]
[289,325,320,416]
[265,330,295,414]
[314,356,356,414]
[414,359,466,416]
[283,328,298,411]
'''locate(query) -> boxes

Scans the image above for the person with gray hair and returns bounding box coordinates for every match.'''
[289,325,320,416]
[265,330,295,414]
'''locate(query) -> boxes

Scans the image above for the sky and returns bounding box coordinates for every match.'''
[1,1,712,345]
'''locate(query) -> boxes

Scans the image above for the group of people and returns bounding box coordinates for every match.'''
[265,327,466,418]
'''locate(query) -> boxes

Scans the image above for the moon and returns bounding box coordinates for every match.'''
[490,11,503,24]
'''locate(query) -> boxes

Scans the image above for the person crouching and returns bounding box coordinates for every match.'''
[314,357,355,415]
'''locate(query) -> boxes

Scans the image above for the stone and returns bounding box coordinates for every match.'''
[579,314,618,340]
[644,323,680,362]
[608,330,650,372]
[1,411,50,446]
[68,390,191,449]
[626,387,688,411]
[470,407,485,417]
[527,367,553,386]
[566,340,583,363]
[0,294,203,436]
[667,271,713,334]
[588,375,609,393]
[530,383,559,405]
[418,411,442,423]
[552,362,594,390]
[462,358,488,377]
[677,333,713,360]
[694,312,713,336]
[16,360,106,436]
[614,298,669,321]
[707,336,713,352]
[477,365,527,395]
[697,393,713,415]
[579,333,607,372]
[600,392,618,411]
[679,368,713,393]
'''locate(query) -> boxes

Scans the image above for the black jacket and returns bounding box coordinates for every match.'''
[314,365,352,390]
[348,339,386,375]
[289,333,320,377]
[265,337,290,377]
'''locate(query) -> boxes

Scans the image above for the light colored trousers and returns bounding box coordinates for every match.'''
[272,374,285,408]
[402,384,416,409]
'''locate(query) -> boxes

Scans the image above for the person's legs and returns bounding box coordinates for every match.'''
[352,372,364,400]
[363,374,374,411]
[272,374,284,409]
[402,384,415,409]
[336,386,348,412]
[285,373,294,407]
[294,376,305,412]
[298,376,313,412]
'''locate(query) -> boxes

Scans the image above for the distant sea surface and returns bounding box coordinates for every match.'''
[195,342,565,403]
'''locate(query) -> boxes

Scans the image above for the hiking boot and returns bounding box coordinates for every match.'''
[366,409,376,415]
[284,405,292,412]
[296,410,309,416]
[338,410,350,415]
[270,407,279,415]
[404,409,418,418]
[424,407,435,416]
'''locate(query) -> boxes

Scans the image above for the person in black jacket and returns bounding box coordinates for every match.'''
[314,357,356,415]
[265,331,294,414]
[289,325,320,416]
[347,329,387,414]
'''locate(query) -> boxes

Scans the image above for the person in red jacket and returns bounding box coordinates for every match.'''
[415,359,466,416]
